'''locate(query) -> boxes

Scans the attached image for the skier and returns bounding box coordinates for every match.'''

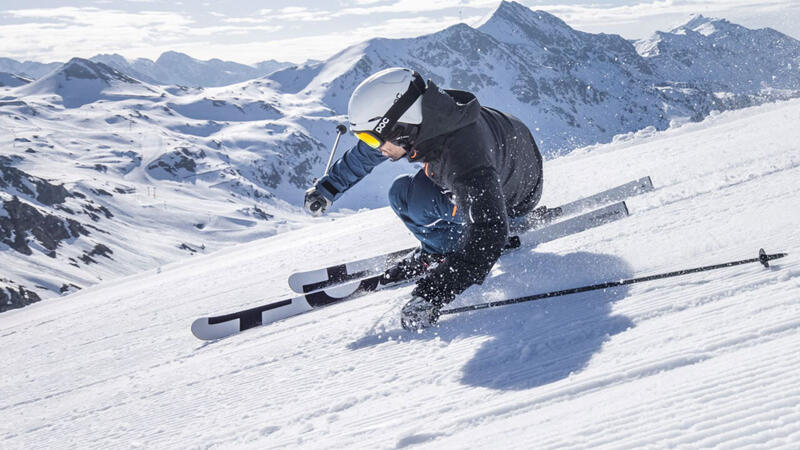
[304,68,543,330]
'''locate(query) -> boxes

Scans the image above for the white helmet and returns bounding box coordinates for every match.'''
[348,68,425,134]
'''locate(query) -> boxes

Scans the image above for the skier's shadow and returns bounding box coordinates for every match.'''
[348,250,635,391]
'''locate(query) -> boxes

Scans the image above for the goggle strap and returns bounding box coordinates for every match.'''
[372,72,425,139]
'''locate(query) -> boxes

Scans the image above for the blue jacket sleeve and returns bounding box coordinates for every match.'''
[315,141,388,201]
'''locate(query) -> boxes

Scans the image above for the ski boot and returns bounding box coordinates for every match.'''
[381,247,447,285]
[400,296,441,331]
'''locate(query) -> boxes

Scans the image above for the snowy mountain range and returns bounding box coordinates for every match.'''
[1,1,799,311]
[637,15,800,93]
[266,2,799,151]
[0,51,297,88]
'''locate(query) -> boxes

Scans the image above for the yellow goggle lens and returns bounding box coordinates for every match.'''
[355,131,382,149]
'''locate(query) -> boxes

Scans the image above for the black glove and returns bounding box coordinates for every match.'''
[401,296,441,331]
[412,269,457,306]
[304,186,332,216]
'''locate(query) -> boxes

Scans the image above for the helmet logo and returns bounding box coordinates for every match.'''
[375,117,390,134]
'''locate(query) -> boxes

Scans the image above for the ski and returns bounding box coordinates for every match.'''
[551,176,651,218]
[289,177,652,294]
[191,201,630,340]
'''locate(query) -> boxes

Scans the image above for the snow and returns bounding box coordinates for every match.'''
[2,98,799,447]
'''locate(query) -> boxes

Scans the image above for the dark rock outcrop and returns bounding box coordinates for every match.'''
[147,147,205,178]
[0,282,42,313]
[1,196,89,256]
[0,157,70,206]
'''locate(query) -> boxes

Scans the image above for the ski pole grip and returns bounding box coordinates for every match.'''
[309,200,322,212]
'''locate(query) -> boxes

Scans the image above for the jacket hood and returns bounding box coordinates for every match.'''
[409,80,481,161]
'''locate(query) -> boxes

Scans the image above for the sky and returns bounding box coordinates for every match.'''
[0,0,798,65]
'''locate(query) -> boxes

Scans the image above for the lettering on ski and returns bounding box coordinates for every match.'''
[288,177,652,294]
[191,201,631,340]
[191,280,387,341]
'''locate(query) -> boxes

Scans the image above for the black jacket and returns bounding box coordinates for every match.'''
[411,81,543,305]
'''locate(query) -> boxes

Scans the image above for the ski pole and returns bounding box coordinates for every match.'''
[322,124,347,178]
[440,248,787,316]
[307,124,347,215]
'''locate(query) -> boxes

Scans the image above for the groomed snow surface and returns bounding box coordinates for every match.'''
[2,99,800,448]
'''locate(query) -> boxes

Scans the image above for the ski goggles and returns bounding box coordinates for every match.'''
[352,71,425,149]
[355,123,419,151]
[354,130,384,149]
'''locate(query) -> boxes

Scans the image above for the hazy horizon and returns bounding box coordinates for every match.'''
[1,0,799,66]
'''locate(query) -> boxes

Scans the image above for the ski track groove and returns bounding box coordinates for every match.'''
[621,271,795,327]
[327,272,795,444]
[456,334,800,449]
[256,285,797,447]
[637,162,800,216]
[197,251,784,442]
[3,238,796,447]
[287,271,800,445]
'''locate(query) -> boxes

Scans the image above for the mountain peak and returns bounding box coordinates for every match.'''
[682,14,712,28]
[60,57,139,84]
[495,0,530,15]
[16,57,152,107]
[91,53,131,67]
[671,14,732,36]
[156,51,197,65]
[477,2,575,46]
[481,1,567,28]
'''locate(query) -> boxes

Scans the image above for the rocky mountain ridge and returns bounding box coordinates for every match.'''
[637,14,800,93]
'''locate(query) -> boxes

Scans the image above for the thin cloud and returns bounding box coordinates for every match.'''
[230,14,480,62]
[523,0,800,38]
[3,7,193,27]
[1,1,797,65]
[186,24,283,36]
[336,0,498,16]
[0,7,281,62]
[223,17,271,24]
[270,7,334,22]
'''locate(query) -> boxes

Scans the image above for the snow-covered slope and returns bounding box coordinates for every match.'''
[0,72,31,88]
[0,60,344,308]
[1,97,798,448]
